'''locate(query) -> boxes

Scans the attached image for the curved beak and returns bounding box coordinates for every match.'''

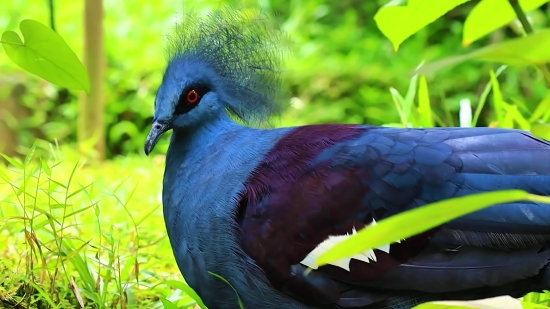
[144,120,170,156]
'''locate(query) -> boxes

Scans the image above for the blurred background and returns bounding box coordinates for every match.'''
[2,0,549,162]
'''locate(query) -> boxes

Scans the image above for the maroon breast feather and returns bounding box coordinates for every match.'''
[237,124,432,291]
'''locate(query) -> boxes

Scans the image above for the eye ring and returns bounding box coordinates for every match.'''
[186,89,199,104]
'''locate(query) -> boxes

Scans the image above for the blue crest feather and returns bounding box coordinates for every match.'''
[165,8,288,125]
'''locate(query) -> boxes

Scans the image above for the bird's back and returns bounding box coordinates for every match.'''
[236,124,550,308]
[146,8,550,309]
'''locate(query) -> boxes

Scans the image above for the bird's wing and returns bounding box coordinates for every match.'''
[237,124,550,307]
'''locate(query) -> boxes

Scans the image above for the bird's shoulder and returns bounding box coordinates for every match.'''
[237,125,449,280]
[236,125,550,306]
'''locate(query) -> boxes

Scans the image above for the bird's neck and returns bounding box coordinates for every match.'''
[162,113,288,218]
[161,113,247,254]
[161,114,297,307]
[169,112,239,151]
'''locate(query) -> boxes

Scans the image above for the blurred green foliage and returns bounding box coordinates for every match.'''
[1,0,549,158]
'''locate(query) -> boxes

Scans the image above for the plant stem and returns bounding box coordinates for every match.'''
[509,0,533,33]
[0,40,24,46]
[508,0,550,86]
[48,0,56,32]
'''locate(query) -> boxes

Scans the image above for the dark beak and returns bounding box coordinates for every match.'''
[144,120,170,156]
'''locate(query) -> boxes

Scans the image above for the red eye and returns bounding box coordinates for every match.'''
[186,89,199,104]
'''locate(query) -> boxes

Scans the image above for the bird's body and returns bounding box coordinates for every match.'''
[145,9,550,309]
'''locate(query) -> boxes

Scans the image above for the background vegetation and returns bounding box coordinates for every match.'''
[1,0,550,308]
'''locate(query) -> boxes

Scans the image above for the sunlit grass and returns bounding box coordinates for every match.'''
[0,145,200,309]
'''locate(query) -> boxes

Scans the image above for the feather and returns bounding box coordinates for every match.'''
[164,8,288,125]
[432,228,550,248]
[301,219,402,272]
[238,125,550,307]
[352,243,550,293]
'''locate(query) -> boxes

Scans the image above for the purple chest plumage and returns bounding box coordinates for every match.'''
[237,124,426,288]
[230,124,550,308]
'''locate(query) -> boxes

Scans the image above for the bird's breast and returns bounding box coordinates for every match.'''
[161,125,293,263]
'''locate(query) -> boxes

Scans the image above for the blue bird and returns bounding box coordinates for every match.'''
[144,8,550,309]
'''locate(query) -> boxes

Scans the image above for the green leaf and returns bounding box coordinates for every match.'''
[389,87,407,126]
[163,280,207,309]
[23,142,36,167]
[209,272,245,309]
[0,153,24,170]
[417,75,433,127]
[313,190,550,268]
[413,295,526,308]
[531,124,550,140]
[472,65,507,127]
[374,0,471,50]
[159,298,179,309]
[388,74,421,127]
[463,0,549,46]
[521,300,550,308]
[529,91,550,123]
[40,158,51,177]
[413,304,482,309]
[1,19,90,92]
[489,70,506,126]
[415,29,550,75]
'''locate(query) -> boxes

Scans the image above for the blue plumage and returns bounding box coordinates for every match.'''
[164,8,286,125]
[144,8,550,309]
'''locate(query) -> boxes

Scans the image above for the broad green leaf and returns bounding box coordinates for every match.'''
[413,296,524,309]
[1,19,90,92]
[531,124,550,140]
[313,190,550,267]
[374,0,471,50]
[23,142,36,166]
[415,29,550,75]
[463,0,549,46]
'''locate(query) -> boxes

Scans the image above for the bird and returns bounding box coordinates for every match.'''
[143,8,550,309]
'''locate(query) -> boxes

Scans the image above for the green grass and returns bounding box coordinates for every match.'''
[0,144,202,309]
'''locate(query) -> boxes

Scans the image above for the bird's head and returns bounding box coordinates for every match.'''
[144,8,288,155]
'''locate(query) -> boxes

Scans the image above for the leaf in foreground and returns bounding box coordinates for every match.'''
[463,0,549,46]
[413,295,525,309]
[415,29,550,75]
[313,190,550,268]
[374,0,470,51]
[1,19,90,92]
[164,280,207,309]
[531,124,550,140]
